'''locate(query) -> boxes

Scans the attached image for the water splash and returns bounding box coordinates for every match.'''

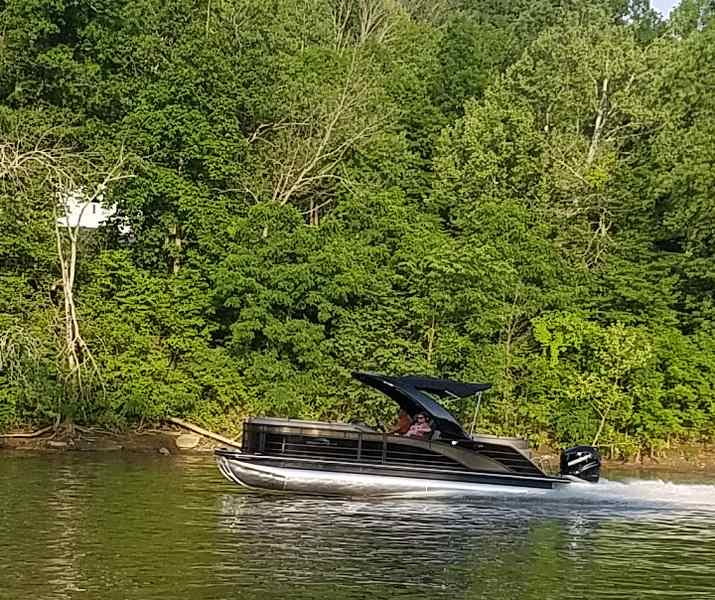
[550,477,715,511]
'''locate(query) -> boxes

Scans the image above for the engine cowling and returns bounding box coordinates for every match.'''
[560,445,601,483]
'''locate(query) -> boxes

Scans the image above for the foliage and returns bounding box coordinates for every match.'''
[0,0,712,455]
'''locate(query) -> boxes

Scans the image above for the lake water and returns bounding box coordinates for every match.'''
[1,453,714,599]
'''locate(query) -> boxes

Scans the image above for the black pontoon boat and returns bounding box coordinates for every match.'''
[215,372,601,497]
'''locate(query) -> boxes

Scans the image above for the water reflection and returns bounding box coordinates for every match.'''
[215,482,715,600]
[1,453,714,600]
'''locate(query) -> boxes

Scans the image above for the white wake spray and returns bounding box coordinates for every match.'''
[550,477,715,511]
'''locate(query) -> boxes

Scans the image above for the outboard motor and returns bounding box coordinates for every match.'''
[560,445,601,483]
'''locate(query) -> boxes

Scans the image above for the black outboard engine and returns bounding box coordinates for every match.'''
[560,446,601,483]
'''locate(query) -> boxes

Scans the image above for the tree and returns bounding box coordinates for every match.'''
[670,0,715,36]
[0,118,129,429]
[244,50,385,224]
[647,23,715,332]
[501,15,659,266]
[532,314,652,453]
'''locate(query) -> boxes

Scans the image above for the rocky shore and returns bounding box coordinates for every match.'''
[0,425,230,455]
[2,426,714,475]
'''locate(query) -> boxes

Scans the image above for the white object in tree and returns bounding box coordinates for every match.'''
[57,189,117,230]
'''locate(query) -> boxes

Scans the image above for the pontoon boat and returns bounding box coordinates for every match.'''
[215,372,601,497]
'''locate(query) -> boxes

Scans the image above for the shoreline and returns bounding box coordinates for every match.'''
[2,427,715,475]
[0,427,221,455]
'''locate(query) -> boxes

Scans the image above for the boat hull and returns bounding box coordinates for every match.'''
[215,452,571,497]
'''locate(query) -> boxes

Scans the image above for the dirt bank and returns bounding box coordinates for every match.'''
[536,445,715,475]
[0,425,233,454]
[2,426,714,474]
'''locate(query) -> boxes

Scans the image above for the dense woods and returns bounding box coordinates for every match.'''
[0,0,713,456]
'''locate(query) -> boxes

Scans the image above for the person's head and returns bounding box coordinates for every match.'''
[415,413,428,425]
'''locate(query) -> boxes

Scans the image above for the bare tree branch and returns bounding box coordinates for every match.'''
[246,50,386,217]
[0,134,131,422]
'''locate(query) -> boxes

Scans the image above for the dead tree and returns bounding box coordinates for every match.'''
[0,135,129,430]
[332,0,451,49]
[246,51,383,223]
[333,0,397,48]
[54,152,128,400]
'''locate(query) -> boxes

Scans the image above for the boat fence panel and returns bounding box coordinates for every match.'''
[242,421,469,471]
[473,442,544,476]
[240,420,544,477]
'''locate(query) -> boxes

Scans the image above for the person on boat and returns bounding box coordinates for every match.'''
[387,408,412,435]
[404,413,432,439]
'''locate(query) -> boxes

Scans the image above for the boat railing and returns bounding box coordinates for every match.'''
[241,419,545,477]
[243,421,469,471]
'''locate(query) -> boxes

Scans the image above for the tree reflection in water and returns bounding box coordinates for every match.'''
[1,454,713,600]
[215,486,715,600]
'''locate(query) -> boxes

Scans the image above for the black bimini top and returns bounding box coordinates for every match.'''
[351,371,491,440]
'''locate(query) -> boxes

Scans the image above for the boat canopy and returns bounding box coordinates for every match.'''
[351,371,491,440]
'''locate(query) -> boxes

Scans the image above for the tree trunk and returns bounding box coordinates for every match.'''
[592,404,611,446]
[586,77,609,167]
[309,199,320,226]
[55,218,100,430]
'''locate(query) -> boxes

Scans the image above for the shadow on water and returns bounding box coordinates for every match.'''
[1,453,714,600]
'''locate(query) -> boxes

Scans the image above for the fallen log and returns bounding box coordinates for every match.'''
[166,417,240,449]
[0,425,54,438]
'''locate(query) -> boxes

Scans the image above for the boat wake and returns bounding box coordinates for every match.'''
[551,477,715,511]
[377,477,715,515]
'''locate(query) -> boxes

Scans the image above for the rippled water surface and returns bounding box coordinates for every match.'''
[1,453,714,600]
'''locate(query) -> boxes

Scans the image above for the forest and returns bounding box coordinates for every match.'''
[0,0,713,456]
